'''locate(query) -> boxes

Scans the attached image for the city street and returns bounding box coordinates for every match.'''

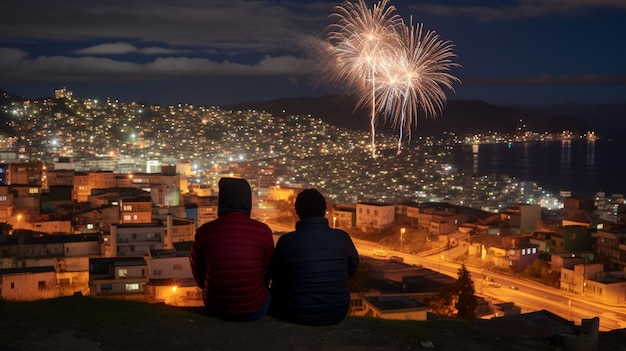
[352,238,626,331]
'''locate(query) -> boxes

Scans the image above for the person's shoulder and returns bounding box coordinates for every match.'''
[275,230,297,242]
[248,217,271,228]
[331,228,356,243]
[331,228,351,237]
[196,218,218,232]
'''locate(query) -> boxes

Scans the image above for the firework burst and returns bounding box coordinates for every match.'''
[325,0,404,158]
[325,1,460,156]
[375,22,460,154]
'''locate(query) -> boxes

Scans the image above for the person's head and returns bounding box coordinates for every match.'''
[217,177,252,217]
[295,188,327,219]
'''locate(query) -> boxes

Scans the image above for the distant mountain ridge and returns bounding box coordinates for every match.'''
[223,95,595,137]
[2,88,618,137]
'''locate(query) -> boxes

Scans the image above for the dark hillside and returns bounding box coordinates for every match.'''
[1,296,624,350]
[223,96,592,136]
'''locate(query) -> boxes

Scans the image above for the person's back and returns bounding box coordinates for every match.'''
[190,178,274,321]
[269,189,359,325]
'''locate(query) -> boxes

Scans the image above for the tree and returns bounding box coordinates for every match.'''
[520,259,560,287]
[454,264,477,320]
[426,285,456,318]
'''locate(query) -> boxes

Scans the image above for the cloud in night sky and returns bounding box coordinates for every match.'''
[1,0,624,105]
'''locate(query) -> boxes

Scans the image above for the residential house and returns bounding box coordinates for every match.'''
[507,244,539,272]
[593,227,626,270]
[405,203,460,235]
[528,231,556,257]
[362,295,430,320]
[165,215,195,248]
[11,184,41,224]
[557,226,592,252]
[183,195,218,228]
[116,170,182,207]
[2,162,43,186]
[0,185,13,223]
[88,256,148,299]
[550,253,588,273]
[45,169,75,188]
[74,170,116,202]
[145,244,202,307]
[503,204,541,234]
[0,232,101,296]
[152,205,186,222]
[119,194,152,225]
[0,231,100,263]
[492,302,521,317]
[107,222,165,257]
[560,263,626,304]
[562,211,594,228]
[618,204,626,225]
[0,266,58,301]
[356,202,395,230]
[560,263,603,295]
[40,185,74,220]
[582,271,626,305]
[76,187,151,234]
[349,258,455,320]
[562,197,595,218]
[330,205,356,228]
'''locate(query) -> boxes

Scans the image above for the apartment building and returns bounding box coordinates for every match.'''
[356,202,395,230]
[88,257,148,299]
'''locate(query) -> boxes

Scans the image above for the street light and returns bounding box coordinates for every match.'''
[400,227,405,252]
[171,285,178,306]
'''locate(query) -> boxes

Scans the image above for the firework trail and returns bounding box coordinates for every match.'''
[325,1,460,156]
[376,22,460,154]
[325,0,404,158]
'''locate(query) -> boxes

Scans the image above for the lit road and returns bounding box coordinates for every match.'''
[264,219,294,233]
[352,238,626,331]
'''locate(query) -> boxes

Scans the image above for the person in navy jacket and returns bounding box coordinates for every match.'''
[269,188,359,325]
[190,178,274,321]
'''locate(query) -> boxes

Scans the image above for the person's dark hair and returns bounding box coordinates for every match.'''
[295,188,326,219]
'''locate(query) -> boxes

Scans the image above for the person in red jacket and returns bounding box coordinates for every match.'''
[189,177,274,321]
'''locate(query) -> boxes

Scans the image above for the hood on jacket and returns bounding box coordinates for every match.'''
[218,177,252,217]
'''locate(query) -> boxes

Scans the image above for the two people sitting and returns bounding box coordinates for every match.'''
[189,177,359,325]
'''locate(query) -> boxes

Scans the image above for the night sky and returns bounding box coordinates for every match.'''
[1,0,624,106]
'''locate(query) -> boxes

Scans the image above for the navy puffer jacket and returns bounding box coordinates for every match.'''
[269,217,359,325]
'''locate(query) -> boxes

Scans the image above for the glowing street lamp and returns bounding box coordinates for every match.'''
[400,227,405,252]
[171,285,178,306]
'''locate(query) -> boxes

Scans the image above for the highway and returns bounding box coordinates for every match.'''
[352,238,626,331]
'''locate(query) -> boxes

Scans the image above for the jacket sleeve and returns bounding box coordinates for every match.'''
[346,237,359,278]
[262,227,275,286]
[189,234,206,289]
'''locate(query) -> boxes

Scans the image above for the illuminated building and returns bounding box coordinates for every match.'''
[88,257,148,298]
[356,202,395,230]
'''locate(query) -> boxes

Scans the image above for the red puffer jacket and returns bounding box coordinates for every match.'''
[190,211,274,317]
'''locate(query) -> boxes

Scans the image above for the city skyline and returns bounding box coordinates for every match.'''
[1,0,625,107]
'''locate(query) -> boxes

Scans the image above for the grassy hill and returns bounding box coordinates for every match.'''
[1,295,623,350]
